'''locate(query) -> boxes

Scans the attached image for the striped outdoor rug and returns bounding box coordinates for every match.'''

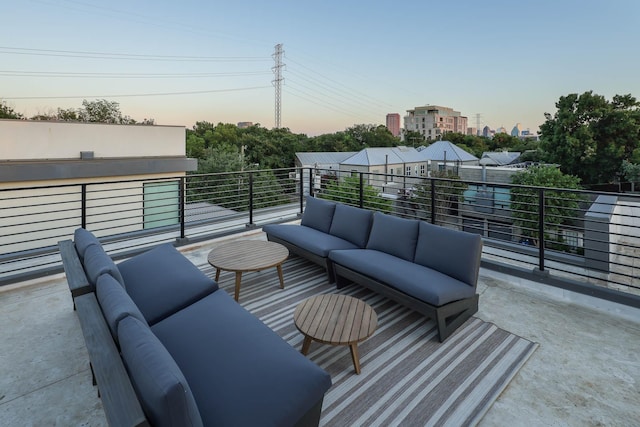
[199,257,538,427]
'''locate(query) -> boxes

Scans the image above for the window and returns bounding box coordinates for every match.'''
[405,166,411,176]
[420,164,426,176]
[389,168,394,182]
[494,187,511,209]
[143,181,180,230]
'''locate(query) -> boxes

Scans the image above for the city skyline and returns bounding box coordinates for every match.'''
[2,1,639,136]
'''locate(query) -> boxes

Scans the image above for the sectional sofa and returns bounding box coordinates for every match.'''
[263,196,483,342]
[59,229,331,427]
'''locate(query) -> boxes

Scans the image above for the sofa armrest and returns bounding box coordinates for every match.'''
[75,293,149,427]
[59,239,92,299]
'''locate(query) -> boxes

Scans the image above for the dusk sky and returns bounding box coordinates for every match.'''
[2,0,639,136]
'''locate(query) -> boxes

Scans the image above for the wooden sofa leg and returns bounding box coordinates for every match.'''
[435,296,479,342]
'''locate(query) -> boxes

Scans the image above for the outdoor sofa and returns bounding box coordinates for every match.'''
[59,228,331,427]
[263,196,483,342]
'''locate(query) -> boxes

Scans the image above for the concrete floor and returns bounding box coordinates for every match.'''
[1,233,640,426]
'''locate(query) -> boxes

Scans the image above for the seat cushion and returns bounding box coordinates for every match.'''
[263,224,358,257]
[74,227,101,260]
[96,273,148,340]
[151,291,332,427]
[329,203,373,248]
[414,221,483,287]
[366,212,419,262]
[118,316,203,427]
[83,244,125,287]
[117,244,218,325]
[330,249,476,306]
[300,196,336,233]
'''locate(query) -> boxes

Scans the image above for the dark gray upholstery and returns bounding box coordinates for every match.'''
[118,244,218,325]
[300,196,336,233]
[118,316,203,427]
[414,221,483,287]
[263,224,358,257]
[83,244,125,287]
[366,212,419,262]
[330,249,476,306]
[74,227,100,260]
[96,273,148,340]
[152,290,332,427]
[329,203,373,248]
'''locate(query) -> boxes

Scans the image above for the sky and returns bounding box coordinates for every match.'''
[1,0,639,136]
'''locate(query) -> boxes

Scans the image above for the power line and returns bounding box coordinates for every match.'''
[0,70,271,79]
[2,86,271,100]
[0,46,271,62]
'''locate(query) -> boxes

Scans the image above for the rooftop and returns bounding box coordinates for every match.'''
[2,230,640,426]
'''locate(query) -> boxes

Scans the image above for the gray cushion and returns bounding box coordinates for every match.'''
[96,273,147,340]
[263,224,358,257]
[151,291,332,427]
[300,196,336,233]
[330,249,476,306]
[329,203,373,248]
[366,212,419,261]
[118,316,203,427]
[117,244,217,325]
[83,244,125,287]
[74,227,101,260]
[414,221,483,287]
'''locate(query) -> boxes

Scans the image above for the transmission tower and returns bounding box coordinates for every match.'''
[272,44,284,128]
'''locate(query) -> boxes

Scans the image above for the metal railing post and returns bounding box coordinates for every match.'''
[538,188,545,271]
[359,173,364,208]
[299,168,304,215]
[248,171,254,226]
[81,183,87,229]
[309,167,314,197]
[179,176,186,239]
[430,178,436,224]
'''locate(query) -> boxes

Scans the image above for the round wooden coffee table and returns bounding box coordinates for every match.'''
[294,294,377,374]
[207,240,289,302]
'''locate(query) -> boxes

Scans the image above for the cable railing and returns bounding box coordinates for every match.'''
[1,167,639,308]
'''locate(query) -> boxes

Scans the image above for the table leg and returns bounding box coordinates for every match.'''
[301,336,313,355]
[234,271,242,302]
[350,344,361,375]
[276,264,285,289]
[215,268,221,282]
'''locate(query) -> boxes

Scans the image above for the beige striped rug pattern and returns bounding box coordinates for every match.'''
[199,257,537,427]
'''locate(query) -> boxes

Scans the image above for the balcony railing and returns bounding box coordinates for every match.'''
[1,167,639,309]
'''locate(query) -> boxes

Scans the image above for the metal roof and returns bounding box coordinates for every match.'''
[296,152,357,166]
[420,140,478,162]
[341,147,427,166]
[479,151,522,166]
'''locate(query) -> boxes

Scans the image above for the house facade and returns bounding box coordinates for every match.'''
[404,105,468,141]
[0,120,195,253]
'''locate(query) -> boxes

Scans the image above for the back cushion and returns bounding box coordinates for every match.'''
[83,244,125,288]
[74,228,101,260]
[329,203,373,248]
[300,196,336,233]
[96,273,148,341]
[366,212,419,261]
[118,316,204,427]
[414,221,483,287]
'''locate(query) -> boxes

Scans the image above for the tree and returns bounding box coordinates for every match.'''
[345,124,399,148]
[621,160,640,192]
[0,101,23,119]
[510,165,583,248]
[322,176,392,213]
[539,91,640,185]
[413,171,468,224]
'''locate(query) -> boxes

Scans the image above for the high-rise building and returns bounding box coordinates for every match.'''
[404,105,468,140]
[385,113,401,137]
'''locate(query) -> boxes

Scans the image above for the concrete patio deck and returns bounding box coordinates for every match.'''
[1,231,639,426]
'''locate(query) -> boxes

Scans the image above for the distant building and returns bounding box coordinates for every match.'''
[496,126,507,134]
[404,105,468,141]
[237,122,253,129]
[385,113,401,137]
[511,123,522,137]
[482,125,492,138]
[467,127,478,136]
